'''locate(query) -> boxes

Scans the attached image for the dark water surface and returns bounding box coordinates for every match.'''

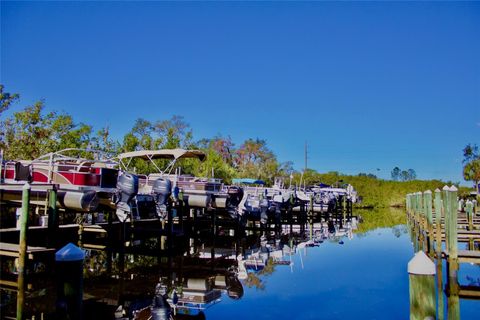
[2,208,480,319]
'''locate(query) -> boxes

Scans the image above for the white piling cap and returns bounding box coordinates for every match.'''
[435,188,441,192]
[23,182,31,190]
[424,190,432,195]
[408,251,435,275]
[56,243,85,262]
[442,185,450,191]
[449,185,458,192]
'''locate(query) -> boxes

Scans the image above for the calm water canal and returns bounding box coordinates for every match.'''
[3,208,480,319]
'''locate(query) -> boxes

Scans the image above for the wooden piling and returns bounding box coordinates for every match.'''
[416,192,425,251]
[47,186,58,248]
[447,280,460,320]
[434,189,443,257]
[408,251,436,320]
[424,190,433,256]
[442,186,450,253]
[466,200,473,231]
[447,186,459,279]
[436,255,445,320]
[16,183,30,320]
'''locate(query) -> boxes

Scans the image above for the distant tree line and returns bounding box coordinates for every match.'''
[390,167,416,181]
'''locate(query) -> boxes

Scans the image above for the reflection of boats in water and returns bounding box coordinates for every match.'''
[78,203,360,319]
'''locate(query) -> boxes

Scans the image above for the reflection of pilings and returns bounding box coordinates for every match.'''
[436,258,444,320]
[447,279,460,320]
[408,251,436,320]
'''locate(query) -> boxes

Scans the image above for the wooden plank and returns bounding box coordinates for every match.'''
[83,225,108,233]
[0,242,55,259]
[0,279,18,288]
[443,250,480,264]
[459,285,480,299]
[82,243,106,250]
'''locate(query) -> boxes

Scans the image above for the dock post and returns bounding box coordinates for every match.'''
[466,200,474,249]
[466,200,473,231]
[436,254,445,320]
[16,183,30,320]
[55,243,85,320]
[433,188,444,320]
[442,186,450,253]
[77,220,83,248]
[447,281,460,320]
[406,194,411,215]
[433,189,443,256]
[408,251,436,320]
[423,190,433,256]
[47,186,58,248]
[409,193,419,251]
[416,192,424,251]
[447,186,458,279]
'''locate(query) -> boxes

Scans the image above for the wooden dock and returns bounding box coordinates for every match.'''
[406,188,479,319]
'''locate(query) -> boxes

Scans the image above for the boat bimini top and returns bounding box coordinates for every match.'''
[116,148,206,174]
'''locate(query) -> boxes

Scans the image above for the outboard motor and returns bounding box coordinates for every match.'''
[115,173,139,222]
[227,186,244,208]
[328,219,336,234]
[259,198,269,225]
[226,274,244,300]
[152,178,172,221]
[271,194,284,222]
[225,186,243,220]
[150,283,172,320]
[150,294,171,320]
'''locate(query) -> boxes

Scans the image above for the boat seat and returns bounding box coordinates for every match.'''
[14,162,32,182]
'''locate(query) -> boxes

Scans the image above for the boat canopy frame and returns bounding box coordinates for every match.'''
[115,148,206,175]
[33,148,116,164]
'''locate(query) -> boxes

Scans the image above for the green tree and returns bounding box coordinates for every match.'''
[391,167,401,181]
[193,148,236,183]
[234,138,285,184]
[463,160,480,193]
[90,126,120,156]
[0,101,92,159]
[407,169,417,180]
[463,144,480,193]
[154,115,193,149]
[0,84,19,115]
[462,144,480,193]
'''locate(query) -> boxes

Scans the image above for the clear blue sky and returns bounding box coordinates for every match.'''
[1,1,479,185]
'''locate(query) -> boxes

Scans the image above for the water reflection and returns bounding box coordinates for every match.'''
[80,215,362,319]
[3,208,478,319]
